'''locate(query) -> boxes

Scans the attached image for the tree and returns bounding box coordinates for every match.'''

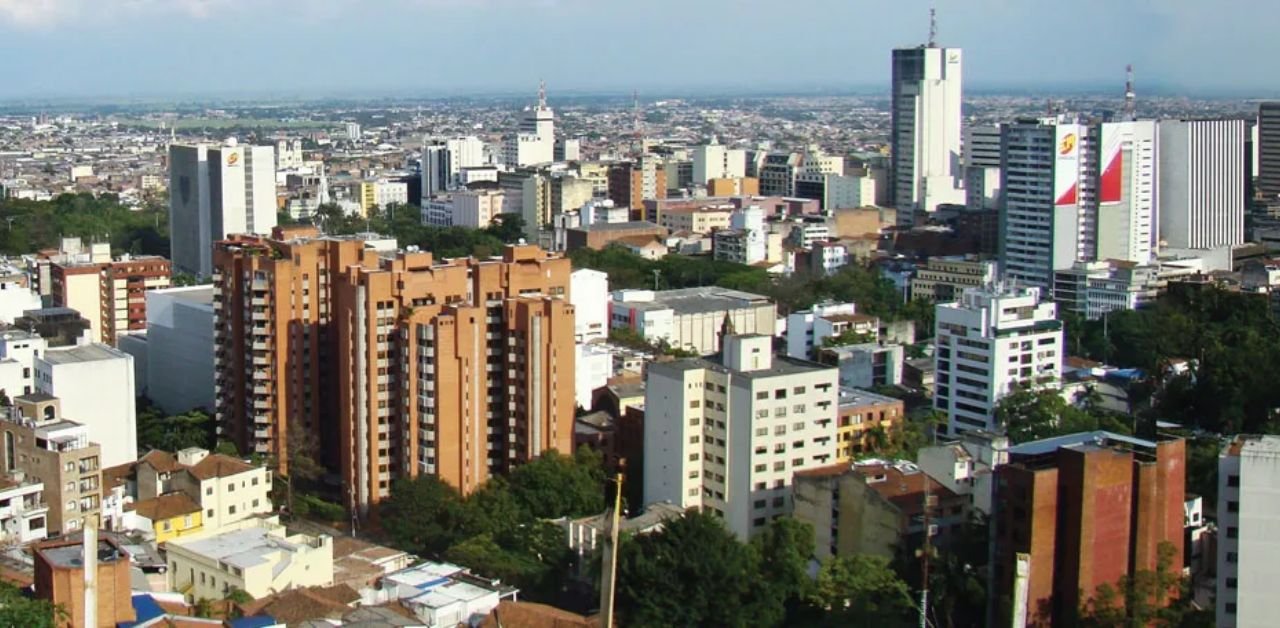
[379,475,466,556]
[506,447,605,519]
[1079,541,1205,627]
[751,518,816,617]
[282,424,323,516]
[0,581,64,627]
[802,554,915,626]
[994,384,1132,444]
[615,510,780,627]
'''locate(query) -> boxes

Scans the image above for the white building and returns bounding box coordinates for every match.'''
[141,286,214,414]
[379,561,513,627]
[692,140,747,184]
[1217,435,1280,627]
[643,334,839,539]
[166,523,332,600]
[570,269,609,343]
[964,125,1002,210]
[450,189,505,229]
[817,342,904,389]
[890,44,965,223]
[916,430,1010,516]
[1158,119,1246,252]
[346,122,361,141]
[575,343,614,410]
[35,344,137,468]
[169,140,277,277]
[999,118,1156,292]
[0,477,47,544]
[275,139,304,170]
[372,180,409,208]
[1052,260,1164,320]
[422,144,450,197]
[0,330,46,399]
[778,303,860,360]
[712,206,766,265]
[609,287,777,356]
[504,85,555,167]
[0,267,41,325]
[934,284,1063,435]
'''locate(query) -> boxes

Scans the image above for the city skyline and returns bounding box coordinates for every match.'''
[1,0,1279,99]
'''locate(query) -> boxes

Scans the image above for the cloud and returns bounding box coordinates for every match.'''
[0,0,72,28]
[0,0,235,28]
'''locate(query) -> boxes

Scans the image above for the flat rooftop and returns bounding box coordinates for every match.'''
[613,286,772,315]
[1008,430,1156,456]
[156,285,214,306]
[39,540,127,569]
[168,526,309,571]
[838,387,901,408]
[40,343,128,365]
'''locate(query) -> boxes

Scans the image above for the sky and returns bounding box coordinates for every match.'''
[0,0,1276,100]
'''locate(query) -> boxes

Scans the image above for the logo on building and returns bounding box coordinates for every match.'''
[227,153,240,166]
[1058,133,1077,156]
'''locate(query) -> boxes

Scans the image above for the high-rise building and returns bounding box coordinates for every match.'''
[1216,435,1280,627]
[992,431,1185,627]
[607,159,666,220]
[1157,119,1246,251]
[890,44,964,224]
[999,118,1156,292]
[422,144,450,197]
[335,245,574,511]
[963,125,1002,210]
[169,140,277,277]
[213,227,576,514]
[1257,103,1280,199]
[643,334,839,539]
[934,284,1062,435]
[504,84,556,167]
[49,255,171,345]
[692,141,746,185]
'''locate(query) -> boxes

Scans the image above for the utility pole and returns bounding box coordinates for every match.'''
[652,269,660,291]
[600,469,624,628]
[917,479,936,628]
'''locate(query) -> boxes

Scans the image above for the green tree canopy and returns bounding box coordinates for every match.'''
[805,554,915,627]
[380,475,466,556]
[0,581,64,627]
[993,384,1132,444]
[506,447,605,519]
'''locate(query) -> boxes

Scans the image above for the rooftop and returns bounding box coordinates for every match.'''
[838,387,902,409]
[612,286,772,315]
[40,343,128,365]
[572,221,665,233]
[168,526,320,571]
[156,285,215,307]
[129,492,202,521]
[37,538,128,569]
[186,453,256,481]
[1007,430,1156,457]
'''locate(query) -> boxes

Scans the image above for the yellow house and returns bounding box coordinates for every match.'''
[129,492,203,543]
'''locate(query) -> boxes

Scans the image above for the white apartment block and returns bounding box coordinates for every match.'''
[1216,435,1280,627]
[1158,119,1246,251]
[0,329,46,399]
[1053,260,1163,320]
[643,335,839,539]
[934,284,1063,435]
[785,302,859,359]
[570,269,609,343]
[0,478,48,544]
[692,141,746,184]
[450,189,505,229]
[891,45,965,223]
[166,523,332,601]
[169,140,277,277]
[35,344,137,468]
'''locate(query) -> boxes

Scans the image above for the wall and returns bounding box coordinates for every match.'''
[37,349,137,468]
[145,288,215,414]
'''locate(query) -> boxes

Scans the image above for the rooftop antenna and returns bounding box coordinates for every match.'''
[538,79,547,109]
[928,7,937,47]
[1123,64,1136,121]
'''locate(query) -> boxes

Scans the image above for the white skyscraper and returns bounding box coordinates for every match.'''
[890,44,965,224]
[1157,119,1245,252]
[963,125,1002,210]
[504,83,555,167]
[934,284,1063,435]
[643,334,839,539]
[999,118,1156,292]
[169,140,277,277]
[422,144,450,197]
[1216,434,1280,627]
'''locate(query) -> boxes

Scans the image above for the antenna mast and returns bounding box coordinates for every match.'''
[928,7,937,47]
[1124,64,1136,121]
[538,79,547,109]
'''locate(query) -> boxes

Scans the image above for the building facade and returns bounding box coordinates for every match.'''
[1257,103,1280,200]
[609,287,777,356]
[1216,435,1280,627]
[1157,119,1245,251]
[0,395,102,536]
[169,141,277,277]
[934,285,1062,435]
[890,45,965,222]
[910,256,998,303]
[643,335,839,539]
[49,255,171,346]
[35,344,137,469]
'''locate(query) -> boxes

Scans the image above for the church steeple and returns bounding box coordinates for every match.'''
[718,312,736,356]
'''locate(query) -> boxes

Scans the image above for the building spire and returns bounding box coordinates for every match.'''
[538,79,547,109]
[1123,64,1136,121]
[928,7,937,47]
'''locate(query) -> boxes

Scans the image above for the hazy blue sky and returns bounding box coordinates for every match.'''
[0,0,1274,99]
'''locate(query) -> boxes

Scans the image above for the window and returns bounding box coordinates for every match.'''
[793,404,806,414]
[793,386,806,395]
[689,435,700,444]
[252,499,260,508]
[689,400,701,409]
[1227,526,1238,539]
[1226,577,1238,589]
[774,389,787,399]
[792,458,803,467]
[753,500,766,509]
[1226,603,1237,615]
[229,505,237,515]
[688,488,698,497]
[755,427,768,436]
[773,462,785,471]
[1227,501,1239,513]
[756,391,768,400]
[162,521,171,531]
[227,483,235,493]
[688,453,700,462]
[1226,552,1238,563]
[753,517,766,527]
[1228,474,1240,488]
[205,487,213,496]
[689,418,700,426]
[207,509,213,518]
[754,464,767,473]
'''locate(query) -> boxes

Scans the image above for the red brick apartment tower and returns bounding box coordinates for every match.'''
[992,433,1186,627]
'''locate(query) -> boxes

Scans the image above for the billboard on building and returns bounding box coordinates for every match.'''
[1054,125,1080,207]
